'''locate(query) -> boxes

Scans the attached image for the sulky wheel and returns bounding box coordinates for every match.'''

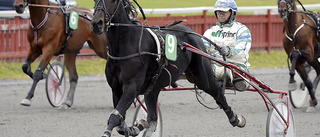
[266,99,295,137]
[45,61,66,107]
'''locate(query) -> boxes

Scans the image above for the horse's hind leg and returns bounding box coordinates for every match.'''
[310,60,320,94]
[142,91,161,137]
[59,53,78,109]
[209,84,246,127]
[296,63,318,111]
[188,64,245,128]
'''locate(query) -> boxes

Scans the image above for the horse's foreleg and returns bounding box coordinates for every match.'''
[103,109,124,137]
[103,84,138,137]
[288,50,301,91]
[59,53,78,109]
[21,61,47,106]
[22,51,41,79]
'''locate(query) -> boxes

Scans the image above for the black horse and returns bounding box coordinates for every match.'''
[91,0,245,136]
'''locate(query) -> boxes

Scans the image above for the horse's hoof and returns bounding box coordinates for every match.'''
[135,119,149,129]
[306,106,316,113]
[102,130,111,137]
[236,115,246,128]
[309,99,318,107]
[144,121,157,137]
[58,103,69,109]
[20,99,31,106]
[288,82,297,91]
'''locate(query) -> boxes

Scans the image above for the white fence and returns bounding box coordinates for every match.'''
[1,4,320,18]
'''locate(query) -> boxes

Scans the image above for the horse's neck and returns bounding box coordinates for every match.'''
[29,1,50,27]
[285,2,302,33]
[108,12,132,41]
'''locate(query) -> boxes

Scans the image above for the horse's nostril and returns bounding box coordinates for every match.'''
[19,4,24,9]
[97,20,104,27]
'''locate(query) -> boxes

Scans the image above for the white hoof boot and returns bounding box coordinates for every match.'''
[306,106,316,113]
[237,115,246,128]
[20,99,31,106]
[288,82,297,91]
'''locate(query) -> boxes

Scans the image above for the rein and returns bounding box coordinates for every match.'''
[29,4,93,13]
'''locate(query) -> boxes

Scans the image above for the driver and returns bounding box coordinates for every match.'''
[203,0,252,91]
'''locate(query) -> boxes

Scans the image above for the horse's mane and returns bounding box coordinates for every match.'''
[122,0,139,22]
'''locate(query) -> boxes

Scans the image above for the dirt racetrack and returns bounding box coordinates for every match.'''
[0,68,320,137]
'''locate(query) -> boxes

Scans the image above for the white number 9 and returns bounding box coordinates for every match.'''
[167,35,175,53]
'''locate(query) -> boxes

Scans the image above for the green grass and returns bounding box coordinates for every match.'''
[0,50,287,80]
[0,58,107,80]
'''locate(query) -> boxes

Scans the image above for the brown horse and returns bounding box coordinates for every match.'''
[13,0,108,108]
[278,0,320,112]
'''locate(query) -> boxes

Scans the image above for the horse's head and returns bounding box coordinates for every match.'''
[91,0,136,35]
[277,0,294,20]
[13,0,48,14]
[13,0,29,13]
[91,0,118,35]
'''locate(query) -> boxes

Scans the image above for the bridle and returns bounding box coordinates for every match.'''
[93,0,124,30]
[18,0,32,9]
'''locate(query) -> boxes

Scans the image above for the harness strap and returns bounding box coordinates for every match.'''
[285,16,305,44]
[146,28,161,61]
[30,10,49,54]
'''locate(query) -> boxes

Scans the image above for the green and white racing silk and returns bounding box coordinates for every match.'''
[203,20,251,72]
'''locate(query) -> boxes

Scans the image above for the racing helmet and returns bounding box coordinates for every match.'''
[213,0,238,25]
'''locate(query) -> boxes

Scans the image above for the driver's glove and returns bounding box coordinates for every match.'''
[218,46,230,57]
